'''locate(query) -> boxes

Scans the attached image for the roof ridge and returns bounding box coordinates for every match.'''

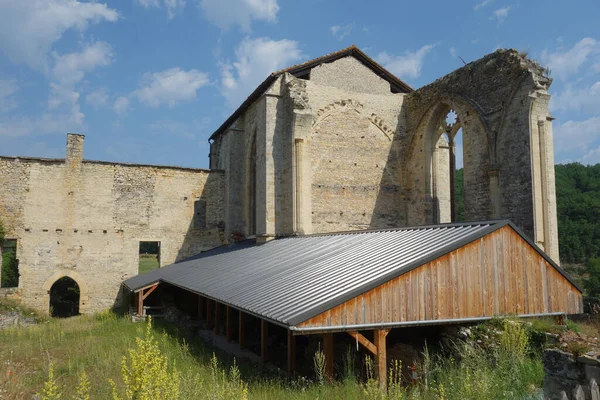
[286,220,507,238]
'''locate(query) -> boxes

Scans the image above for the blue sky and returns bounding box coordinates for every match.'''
[0,0,599,169]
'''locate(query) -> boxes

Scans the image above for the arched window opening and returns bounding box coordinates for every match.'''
[433,109,465,223]
[50,277,80,318]
[248,135,257,236]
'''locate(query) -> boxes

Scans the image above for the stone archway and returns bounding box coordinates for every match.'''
[49,277,80,317]
[42,270,90,315]
[408,97,496,225]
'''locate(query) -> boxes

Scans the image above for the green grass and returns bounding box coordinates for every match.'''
[138,254,160,274]
[0,304,546,400]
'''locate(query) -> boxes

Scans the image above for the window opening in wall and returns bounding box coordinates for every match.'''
[194,199,207,229]
[139,241,160,274]
[248,135,257,235]
[296,70,310,80]
[50,277,80,317]
[1,239,19,288]
[433,110,465,223]
[454,128,465,222]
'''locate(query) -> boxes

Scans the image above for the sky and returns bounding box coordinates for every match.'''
[0,0,599,169]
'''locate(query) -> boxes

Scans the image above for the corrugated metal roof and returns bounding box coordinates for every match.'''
[124,221,541,327]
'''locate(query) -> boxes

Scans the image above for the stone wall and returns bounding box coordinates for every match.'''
[402,49,559,262]
[544,349,600,400]
[0,134,225,314]
[209,50,559,264]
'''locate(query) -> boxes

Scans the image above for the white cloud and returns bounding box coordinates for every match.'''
[52,42,113,86]
[199,0,279,31]
[113,96,130,116]
[492,6,511,22]
[551,81,600,113]
[219,37,304,107]
[85,88,109,108]
[0,0,118,71]
[0,111,86,138]
[474,0,494,10]
[540,37,599,80]
[553,117,600,157]
[0,80,19,112]
[330,24,353,41]
[376,44,436,80]
[581,146,600,165]
[133,68,209,108]
[449,47,457,58]
[136,0,186,19]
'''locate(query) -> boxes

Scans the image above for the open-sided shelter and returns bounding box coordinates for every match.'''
[123,220,582,387]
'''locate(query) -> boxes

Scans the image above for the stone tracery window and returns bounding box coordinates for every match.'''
[433,109,464,223]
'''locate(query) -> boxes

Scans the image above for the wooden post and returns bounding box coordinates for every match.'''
[261,319,269,362]
[226,306,232,342]
[137,290,143,316]
[374,329,390,390]
[197,296,204,320]
[239,311,245,349]
[287,330,296,376]
[215,302,221,335]
[323,333,334,380]
[555,314,566,326]
[206,299,213,330]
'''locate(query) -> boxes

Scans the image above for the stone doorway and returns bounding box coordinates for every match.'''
[49,277,80,318]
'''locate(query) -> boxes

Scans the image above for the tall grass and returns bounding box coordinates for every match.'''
[1,309,545,400]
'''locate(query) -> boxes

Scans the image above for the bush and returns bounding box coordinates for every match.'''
[109,317,181,400]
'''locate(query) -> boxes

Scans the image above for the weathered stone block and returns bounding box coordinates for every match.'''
[545,349,584,380]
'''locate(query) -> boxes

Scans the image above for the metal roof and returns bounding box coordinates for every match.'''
[122,220,579,327]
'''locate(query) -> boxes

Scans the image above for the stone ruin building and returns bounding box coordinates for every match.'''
[0,46,563,317]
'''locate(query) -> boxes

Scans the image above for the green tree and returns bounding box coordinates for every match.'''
[584,258,600,298]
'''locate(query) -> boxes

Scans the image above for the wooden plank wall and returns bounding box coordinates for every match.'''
[297,226,583,329]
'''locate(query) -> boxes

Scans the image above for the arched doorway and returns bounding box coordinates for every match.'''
[49,277,80,317]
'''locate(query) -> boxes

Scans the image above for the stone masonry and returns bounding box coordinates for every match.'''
[0,46,560,314]
[0,134,225,313]
[210,47,559,260]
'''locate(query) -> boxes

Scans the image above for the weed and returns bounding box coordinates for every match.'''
[313,345,326,385]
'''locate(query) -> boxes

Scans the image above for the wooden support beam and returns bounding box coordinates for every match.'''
[555,314,566,326]
[141,283,159,300]
[261,319,269,362]
[215,302,221,335]
[347,331,377,355]
[323,333,334,380]
[226,306,232,342]
[137,290,143,316]
[287,330,296,376]
[197,296,204,320]
[373,329,390,390]
[206,299,213,330]
[239,312,246,349]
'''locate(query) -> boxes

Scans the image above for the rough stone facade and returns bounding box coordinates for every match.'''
[0,46,560,314]
[0,135,225,313]
[210,47,559,261]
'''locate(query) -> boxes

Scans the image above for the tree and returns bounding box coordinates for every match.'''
[584,258,600,298]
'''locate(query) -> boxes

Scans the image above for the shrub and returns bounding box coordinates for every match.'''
[109,317,181,400]
[41,363,62,400]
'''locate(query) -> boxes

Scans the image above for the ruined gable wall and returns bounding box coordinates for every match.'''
[301,56,406,233]
[0,138,225,313]
[402,49,558,260]
[310,56,392,95]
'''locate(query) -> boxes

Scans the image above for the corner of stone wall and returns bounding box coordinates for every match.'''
[544,348,600,399]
